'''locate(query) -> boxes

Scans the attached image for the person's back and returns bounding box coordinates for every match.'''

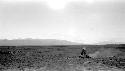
[81,48,86,55]
[79,47,91,58]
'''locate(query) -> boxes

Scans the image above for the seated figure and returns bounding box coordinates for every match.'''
[79,47,91,58]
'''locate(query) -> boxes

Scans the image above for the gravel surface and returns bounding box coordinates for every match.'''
[0,46,124,71]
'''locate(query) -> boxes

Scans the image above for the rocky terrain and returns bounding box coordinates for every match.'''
[0,45,125,71]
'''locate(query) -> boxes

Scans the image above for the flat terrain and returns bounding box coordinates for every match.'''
[0,45,125,71]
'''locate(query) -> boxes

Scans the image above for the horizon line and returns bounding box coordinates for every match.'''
[0,38,125,45]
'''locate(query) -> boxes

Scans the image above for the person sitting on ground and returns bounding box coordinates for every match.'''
[79,47,91,58]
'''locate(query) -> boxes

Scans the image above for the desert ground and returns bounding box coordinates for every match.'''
[0,45,125,71]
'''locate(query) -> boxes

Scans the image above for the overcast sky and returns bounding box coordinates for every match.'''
[0,0,125,44]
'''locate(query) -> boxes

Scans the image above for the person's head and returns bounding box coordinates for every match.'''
[82,47,86,50]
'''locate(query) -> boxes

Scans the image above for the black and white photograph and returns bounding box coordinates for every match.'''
[0,0,125,71]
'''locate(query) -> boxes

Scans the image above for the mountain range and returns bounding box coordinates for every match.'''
[0,39,83,46]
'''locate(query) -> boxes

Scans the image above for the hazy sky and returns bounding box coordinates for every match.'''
[0,0,125,44]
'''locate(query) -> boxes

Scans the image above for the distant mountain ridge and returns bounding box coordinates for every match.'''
[95,40,125,45]
[0,39,83,46]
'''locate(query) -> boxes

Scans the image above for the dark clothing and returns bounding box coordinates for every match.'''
[81,49,86,55]
[79,49,91,58]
